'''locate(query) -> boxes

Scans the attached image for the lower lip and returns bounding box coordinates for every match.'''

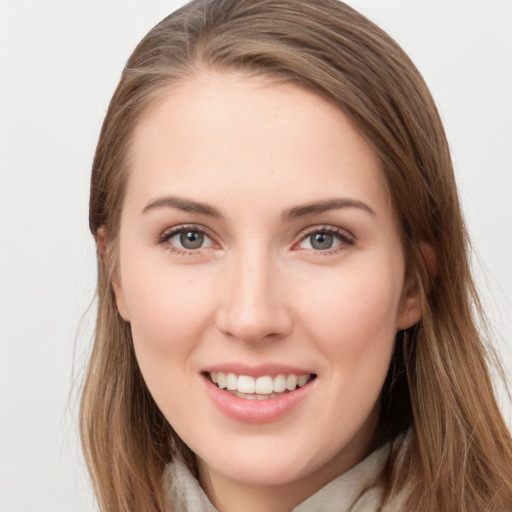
[203,376,315,423]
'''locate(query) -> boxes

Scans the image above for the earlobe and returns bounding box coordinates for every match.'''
[95,227,131,322]
[111,272,131,322]
[397,277,422,330]
[397,242,436,330]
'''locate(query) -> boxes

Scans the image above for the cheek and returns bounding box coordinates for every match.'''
[298,263,402,374]
[294,267,401,441]
[302,258,402,323]
[119,256,219,382]
[122,265,218,426]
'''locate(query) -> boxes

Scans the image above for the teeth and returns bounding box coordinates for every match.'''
[237,375,256,394]
[286,374,298,390]
[226,373,238,391]
[209,372,313,395]
[297,375,309,387]
[217,372,227,389]
[273,374,287,392]
[255,376,273,394]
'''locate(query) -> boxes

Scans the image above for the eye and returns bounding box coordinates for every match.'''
[308,232,337,250]
[296,227,354,252]
[175,230,207,250]
[159,225,214,253]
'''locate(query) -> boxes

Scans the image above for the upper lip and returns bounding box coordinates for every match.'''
[201,363,316,378]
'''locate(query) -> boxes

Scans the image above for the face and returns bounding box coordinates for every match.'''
[112,72,421,505]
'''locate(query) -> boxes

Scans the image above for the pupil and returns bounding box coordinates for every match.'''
[180,231,204,249]
[311,232,333,250]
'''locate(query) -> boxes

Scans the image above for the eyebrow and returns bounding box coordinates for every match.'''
[282,198,376,220]
[142,196,224,219]
[142,195,375,221]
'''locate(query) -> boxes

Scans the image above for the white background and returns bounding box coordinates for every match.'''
[1,1,510,511]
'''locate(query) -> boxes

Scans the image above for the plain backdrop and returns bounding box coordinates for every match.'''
[1,1,511,511]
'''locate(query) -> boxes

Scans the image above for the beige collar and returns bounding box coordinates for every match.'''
[164,432,409,512]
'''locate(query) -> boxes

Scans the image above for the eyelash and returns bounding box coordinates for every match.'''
[158,224,215,256]
[157,224,355,255]
[296,225,355,254]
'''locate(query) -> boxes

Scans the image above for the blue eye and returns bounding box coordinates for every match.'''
[160,226,213,252]
[297,227,353,252]
[177,230,205,249]
[309,232,335,250]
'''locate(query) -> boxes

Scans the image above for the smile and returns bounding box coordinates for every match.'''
[203,369,317,423]
[208,372,315,399]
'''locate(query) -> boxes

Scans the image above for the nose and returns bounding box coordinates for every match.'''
[216,248,293,343]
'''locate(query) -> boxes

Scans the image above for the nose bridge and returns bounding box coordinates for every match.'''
[217,241,291,342]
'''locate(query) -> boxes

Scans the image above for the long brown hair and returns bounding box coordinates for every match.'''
[81,1,512,511]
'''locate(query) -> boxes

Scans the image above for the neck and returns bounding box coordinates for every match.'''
[197,438,372,512]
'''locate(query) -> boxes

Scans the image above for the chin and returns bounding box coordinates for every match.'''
[204,453,313,487]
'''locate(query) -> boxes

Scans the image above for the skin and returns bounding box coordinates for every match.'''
[111,72,422,512]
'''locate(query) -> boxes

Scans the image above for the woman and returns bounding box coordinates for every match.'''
[80,1,512,511]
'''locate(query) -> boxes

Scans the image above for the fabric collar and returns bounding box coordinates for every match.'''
[164,432,409,512]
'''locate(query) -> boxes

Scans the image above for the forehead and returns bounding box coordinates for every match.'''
[126,71,389,215]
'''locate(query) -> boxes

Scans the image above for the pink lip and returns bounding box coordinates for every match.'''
[201,363,315,378]
[202,373,316,424]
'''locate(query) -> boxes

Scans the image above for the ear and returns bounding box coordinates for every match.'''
[111,271,131,322]
[95,227,131,322]
[420,241,437,278]
[397,274,422,330]
[397,242,436,330]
